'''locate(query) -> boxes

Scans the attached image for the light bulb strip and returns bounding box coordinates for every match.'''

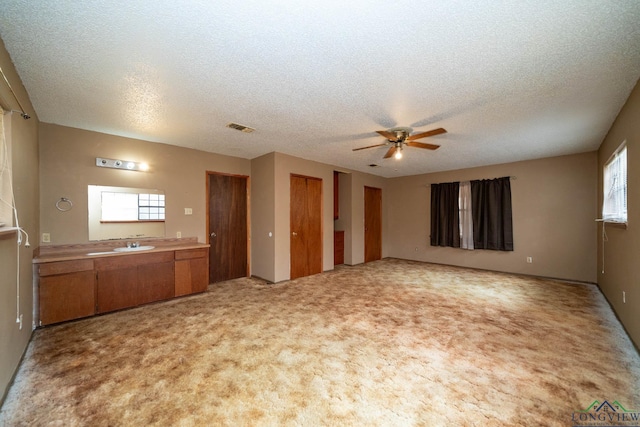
[96,157,149,172]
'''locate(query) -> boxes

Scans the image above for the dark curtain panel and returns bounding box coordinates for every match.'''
[430,182,460,248]
[470,177,513,251]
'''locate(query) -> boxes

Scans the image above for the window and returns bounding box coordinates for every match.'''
[430,177,513,251]
[602,143,627,223]
[458,181,474,249]
[101,192,165,222]
[138,193,165,220]
[0,109,13,227]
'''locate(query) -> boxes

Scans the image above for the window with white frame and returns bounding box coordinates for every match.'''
[602,143,627,223]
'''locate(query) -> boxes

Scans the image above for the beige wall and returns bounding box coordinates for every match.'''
[387,152,598,283]
[597,78,640,348]
[250,152,276,282]
[0,39,39,402]
[39,123,251,246]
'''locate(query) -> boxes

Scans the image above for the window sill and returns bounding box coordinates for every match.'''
[597,219,627,229]
[0,226,19,238]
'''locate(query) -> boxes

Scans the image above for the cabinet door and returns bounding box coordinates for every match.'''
[96,267,138,313]
[39,270,96,325]
[189,257,209,293]
[175,260,192,297]
[176,257,209,294]
[175,248,209,296]
[138,261,174,305]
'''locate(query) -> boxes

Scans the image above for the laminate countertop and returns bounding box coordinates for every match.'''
[33,237,209,264]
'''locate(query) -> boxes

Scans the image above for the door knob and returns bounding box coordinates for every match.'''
[210,232,217,237]
[292,231,298,236]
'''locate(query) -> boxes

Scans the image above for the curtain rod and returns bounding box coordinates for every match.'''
[424,176,517,186]
[0,66,31,119]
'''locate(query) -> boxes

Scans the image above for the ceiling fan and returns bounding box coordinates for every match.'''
[353,127,447,159]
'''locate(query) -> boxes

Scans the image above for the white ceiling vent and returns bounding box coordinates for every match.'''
[226,122,255,133]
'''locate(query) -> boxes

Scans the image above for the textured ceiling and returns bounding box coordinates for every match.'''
[1,1,639,177]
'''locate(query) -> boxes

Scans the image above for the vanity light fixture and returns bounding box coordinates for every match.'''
[96,157,149,172]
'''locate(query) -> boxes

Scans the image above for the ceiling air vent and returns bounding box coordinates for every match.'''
[226,122,255,133]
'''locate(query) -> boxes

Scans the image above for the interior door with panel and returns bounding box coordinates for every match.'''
[208,173,249,283]
[364,186,382,263]
[290,174,323,280]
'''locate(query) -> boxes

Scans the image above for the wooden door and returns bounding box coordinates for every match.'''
[208,173,249,283]
[290,175,323,279]
[364,186,382,263]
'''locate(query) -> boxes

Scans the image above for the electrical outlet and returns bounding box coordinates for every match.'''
[176,231,181,238]
[526,257,533,264]
[623,291,626,304]
[42,233,51,243]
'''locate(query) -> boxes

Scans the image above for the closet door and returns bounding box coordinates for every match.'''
[290,174,323,279]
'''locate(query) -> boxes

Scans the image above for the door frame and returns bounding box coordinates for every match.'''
[205,171,251,279]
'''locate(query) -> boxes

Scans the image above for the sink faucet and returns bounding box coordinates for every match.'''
[127,241,140,248]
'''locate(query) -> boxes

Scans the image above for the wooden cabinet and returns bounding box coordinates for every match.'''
[95,252,174,314]
[36,245,208,325]
[38,259,95,326]
[334,171,340,220]
[334,230,344,265]
[175,248,209,296]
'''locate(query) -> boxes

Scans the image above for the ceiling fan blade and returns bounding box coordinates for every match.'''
[352,142,388,151]
[406,128,447,141]
[383,146,397,159]
[376,130,398,141]
[406,141,440,150]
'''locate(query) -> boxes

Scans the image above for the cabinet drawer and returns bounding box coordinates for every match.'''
[175,248,208,260]
[39,259,94,276]
[95,251,174,270]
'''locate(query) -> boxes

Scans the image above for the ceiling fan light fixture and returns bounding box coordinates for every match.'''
[394,149,403,160]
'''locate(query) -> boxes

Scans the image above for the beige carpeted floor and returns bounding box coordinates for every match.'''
[1,259,639,426]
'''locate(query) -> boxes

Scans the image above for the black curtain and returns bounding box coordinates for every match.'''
[430,182,460,248]
[470,177,513,251]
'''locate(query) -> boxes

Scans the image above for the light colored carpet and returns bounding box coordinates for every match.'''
[1,259,639,426]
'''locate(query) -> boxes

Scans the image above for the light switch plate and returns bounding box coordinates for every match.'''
[184,208,192,215]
